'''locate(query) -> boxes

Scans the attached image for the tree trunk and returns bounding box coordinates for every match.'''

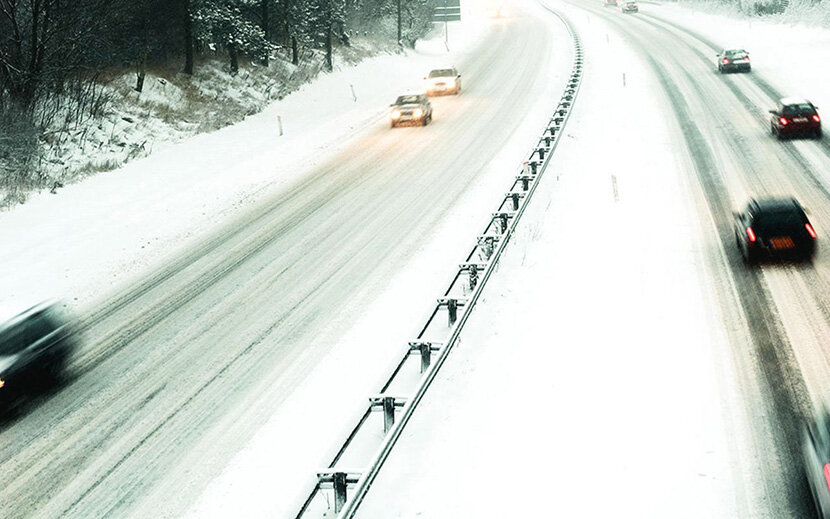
[396,0,402,45]
[291,34,299,65]
[260,0,270,65]
[325,26,332,71]
[229,43,239,75]
[135,51,146,92]
[183,0,194,74]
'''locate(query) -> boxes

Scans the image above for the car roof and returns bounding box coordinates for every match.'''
[750,197,803,212]
[780,96,812,106]
[398,91,425,97]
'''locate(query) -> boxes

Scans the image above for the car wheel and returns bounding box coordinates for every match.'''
[815,128,823,139]
[391,121,396,129]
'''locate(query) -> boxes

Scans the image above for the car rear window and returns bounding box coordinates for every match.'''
[755,209,805,230]
[725,49,747,57]
[428,69,454,78]
[782,103,815,115]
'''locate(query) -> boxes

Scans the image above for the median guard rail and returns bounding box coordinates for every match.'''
[295,8,583,518]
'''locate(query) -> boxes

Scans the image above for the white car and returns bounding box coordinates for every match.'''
[424,68,461,96]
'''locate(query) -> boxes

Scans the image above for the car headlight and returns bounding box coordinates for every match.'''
[413,108,423,118]
[391,110,401,119]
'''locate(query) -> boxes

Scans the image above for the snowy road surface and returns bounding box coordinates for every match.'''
[0,2,570,518]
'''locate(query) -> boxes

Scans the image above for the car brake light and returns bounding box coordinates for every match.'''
[0,379,4,389]
[746,227,757,243]
[823,463,830,492]
[806,223,817,239]
[779,117,789,126]
[813,114,821,123]
[722,58,730,64]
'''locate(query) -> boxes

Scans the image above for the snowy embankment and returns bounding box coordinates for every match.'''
[0,22,482,316]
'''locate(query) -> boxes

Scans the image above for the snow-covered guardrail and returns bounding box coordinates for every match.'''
[295,8,582,518]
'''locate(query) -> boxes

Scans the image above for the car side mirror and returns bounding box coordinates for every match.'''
[768,109,776,114]
[457,74,462,78]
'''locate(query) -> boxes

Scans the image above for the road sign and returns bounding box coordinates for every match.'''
[432,0,461,22]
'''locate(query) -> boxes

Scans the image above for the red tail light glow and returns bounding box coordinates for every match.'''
[823,463,830,492]
[813,114,821,123]
[722,58,730,64]
[779,117,789,126]
[806,223,817,239]
[746,227,757,243]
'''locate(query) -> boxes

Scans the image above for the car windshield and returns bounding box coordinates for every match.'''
[395,95,420,105]
[428,69,454,78]
[782,103,815,115]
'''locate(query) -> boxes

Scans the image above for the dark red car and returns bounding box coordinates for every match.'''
[770,97,822,139]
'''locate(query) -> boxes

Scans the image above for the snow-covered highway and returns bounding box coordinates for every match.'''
[6,0,830,517]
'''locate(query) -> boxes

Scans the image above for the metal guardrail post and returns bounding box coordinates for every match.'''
[369,396,407,433]
[382,397,395,433]
[409,341,442,373]
[333,472,348,512]
[447,299,457,326]
[468,263,479,289]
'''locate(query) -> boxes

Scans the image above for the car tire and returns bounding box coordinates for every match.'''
[391,121,396,129]
[815,128,823,139]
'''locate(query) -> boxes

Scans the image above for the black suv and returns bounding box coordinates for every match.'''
[733,198,816,263]
[0,302,76,396]
[770,97,822,139]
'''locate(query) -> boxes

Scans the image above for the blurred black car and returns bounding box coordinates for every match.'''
[716,49,751,73]
[770,97,822,139]
[733,198,816,263]
[804,409,830,518]
[0,302,75,396]
[390,93,433,128]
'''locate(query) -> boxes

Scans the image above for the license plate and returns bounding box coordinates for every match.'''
[794,117,808,122]
[770,237,795,250]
